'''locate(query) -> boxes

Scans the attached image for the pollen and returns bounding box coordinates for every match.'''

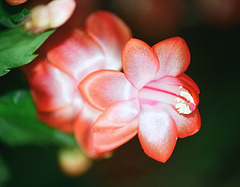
[175,86,196,114]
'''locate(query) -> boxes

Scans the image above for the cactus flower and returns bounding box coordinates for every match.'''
[22,11,131,157]
[79,37,201,162]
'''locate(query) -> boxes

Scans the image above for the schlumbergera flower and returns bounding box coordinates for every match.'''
[22,11,131,157]
[79,37,201,162]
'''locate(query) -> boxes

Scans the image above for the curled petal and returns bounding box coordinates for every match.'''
[92,99,140,153]
[79,70,138,111]
[153,37,190,78]
[159,104,201,138]
[178,74,200,94]
[44,27,105,82]
[122,38,159,89]
[86,11,132,70]
[162,75,199,107]
[138,105,177,162]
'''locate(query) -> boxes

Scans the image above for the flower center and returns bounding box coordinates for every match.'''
[138,81,196,114]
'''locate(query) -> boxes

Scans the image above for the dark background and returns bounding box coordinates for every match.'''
[1,0,240,186]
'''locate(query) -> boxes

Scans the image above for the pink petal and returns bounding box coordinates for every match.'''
[122,38,159,89]
[43,27,105,82]
[79,70,138,111]
[138,105,177,162]
[92,99,140,153]
[153,37,190,79]
[86,11,132,70]
[159,104,201,138]
[22,57,78,112]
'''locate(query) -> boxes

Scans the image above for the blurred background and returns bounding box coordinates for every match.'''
[1,0,240,186]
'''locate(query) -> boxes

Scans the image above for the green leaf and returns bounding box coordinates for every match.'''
[0,0,29,28]
[0,27,54,76]
[0,90,76,146]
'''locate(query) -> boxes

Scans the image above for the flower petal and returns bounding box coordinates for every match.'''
[122,38,159,89]
[159,104,201,138]
[93,99,140,129]
[86,11,132,70]
[22,57,78,111]
[93,120,138,153]
[37,94,82,133]
[43,27,105,82]
[138,105,177,162]
[178,74,200,94]
[73,103,107,158]
[153,37,190,78]
[79,70,138,111]
[92,99,140,153]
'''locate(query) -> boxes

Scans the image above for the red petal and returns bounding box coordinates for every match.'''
[153,37,190,78]
[79,70,138,111]
[138,105,177,162]
[44,27,105,82]
[178,74,200,94]
[160,104,201,138]
[122,38,159,89]
[92,99,140,153]
[86,11,132,70]
[93,120,138,153]
[73,103,108,158]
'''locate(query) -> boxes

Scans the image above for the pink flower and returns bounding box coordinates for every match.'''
[22,11,131,158]
[79,37,201,162]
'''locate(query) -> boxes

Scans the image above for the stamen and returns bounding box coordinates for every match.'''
[175,86,196,114]
[138,82,196,115]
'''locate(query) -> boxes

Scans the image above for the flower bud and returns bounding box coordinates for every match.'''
[5,0,27,6]
[58,147,92,177]
[24,0,76,32]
